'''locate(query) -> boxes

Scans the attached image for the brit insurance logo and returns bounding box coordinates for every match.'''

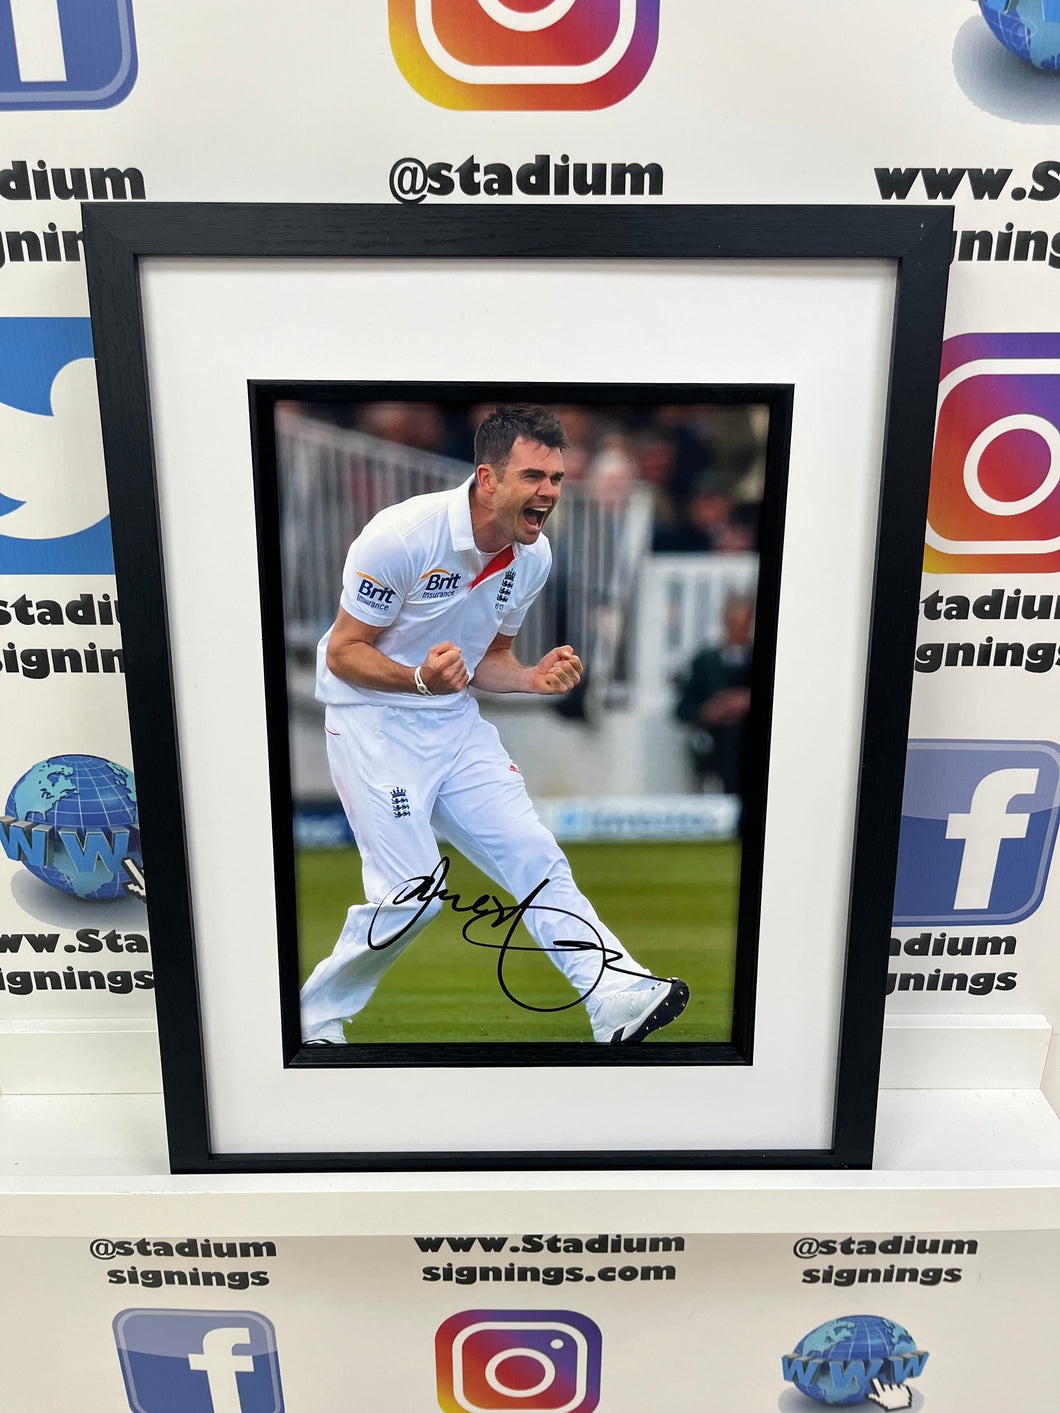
[388,0,659,111]
[355,573,397,612]
[421,566,462,599]
[894,739,1060,926]
[0,0,137,109]
[0,318,113,573]
[926,333,1060,573]
[113,1309,283,1413]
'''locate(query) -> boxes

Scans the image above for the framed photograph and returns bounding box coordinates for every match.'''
[258,378,784,1061]
[83,203,951,1172]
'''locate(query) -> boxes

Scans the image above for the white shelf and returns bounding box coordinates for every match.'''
[0,1019,1057,1234]
[0,1088,1058,1193]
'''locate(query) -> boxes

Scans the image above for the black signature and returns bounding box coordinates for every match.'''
[366,856,667,1013]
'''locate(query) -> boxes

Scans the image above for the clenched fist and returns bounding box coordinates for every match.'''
[420,641,470,695]
[529,645,583,696]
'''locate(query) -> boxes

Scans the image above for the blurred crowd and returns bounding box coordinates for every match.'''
[674,595,754,797]
[317,398,769,555]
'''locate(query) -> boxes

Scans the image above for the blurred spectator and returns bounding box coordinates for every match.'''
[654,404,717,506]
[587,439,637,509]
[674,596,754,795]
[718,500,759,554]
[551,405,593,480]
[652,472,732,553]
[693,405,761,485]
[634,429,677,487]
[633,429,679,531]
[358,401,446,452]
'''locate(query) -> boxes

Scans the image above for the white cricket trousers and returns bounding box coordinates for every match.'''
[299,698,651,1036]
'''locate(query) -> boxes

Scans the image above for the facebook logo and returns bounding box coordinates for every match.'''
[113,1309,284,1413]
[0,0,137,109]
[894,740,1060,925]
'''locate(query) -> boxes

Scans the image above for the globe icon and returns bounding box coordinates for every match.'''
[783,1314,927,1406]
[978,0,1060,70]
[5,755,140,901]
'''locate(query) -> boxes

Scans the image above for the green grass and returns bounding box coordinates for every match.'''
[296,841,740,1044]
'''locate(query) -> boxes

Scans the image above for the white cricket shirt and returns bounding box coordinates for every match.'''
[315,476,551,708]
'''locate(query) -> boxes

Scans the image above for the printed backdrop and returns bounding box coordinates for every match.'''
[1,1225,1055,1411]
[0,0,1059,1100]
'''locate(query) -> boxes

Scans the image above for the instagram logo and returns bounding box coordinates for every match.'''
[435,1309,602,1413]
[388,0,659,110]
[926,333,1060,572]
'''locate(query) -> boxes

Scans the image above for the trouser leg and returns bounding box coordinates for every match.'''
[299,704,460,1035]
[431,715,653,1028]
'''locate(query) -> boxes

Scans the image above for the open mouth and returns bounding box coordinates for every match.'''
[523,507,548,529]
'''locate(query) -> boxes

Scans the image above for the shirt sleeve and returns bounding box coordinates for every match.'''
[339,527,412,627]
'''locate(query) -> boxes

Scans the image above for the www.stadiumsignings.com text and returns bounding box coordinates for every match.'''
[416,1233,683,1286]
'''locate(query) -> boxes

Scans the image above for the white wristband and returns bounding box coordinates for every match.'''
[414,665,434,697]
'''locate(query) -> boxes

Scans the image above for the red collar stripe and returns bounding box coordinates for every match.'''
[468,545,515,591]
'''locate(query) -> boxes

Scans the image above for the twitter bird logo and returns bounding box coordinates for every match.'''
[0,318,114,573]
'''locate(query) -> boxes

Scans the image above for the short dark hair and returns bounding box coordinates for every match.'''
[474,405,568,472]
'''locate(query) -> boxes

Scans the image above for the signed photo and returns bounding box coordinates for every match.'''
[83,202,948,1164]
[257,384,789,1064]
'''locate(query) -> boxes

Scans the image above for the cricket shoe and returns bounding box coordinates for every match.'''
[591,978,690,1044]
[302,1018,346,1045]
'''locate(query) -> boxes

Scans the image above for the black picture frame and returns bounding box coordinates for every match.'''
[83,202,951,1173]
